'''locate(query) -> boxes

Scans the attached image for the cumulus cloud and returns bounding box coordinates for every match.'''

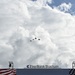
[8,26,58,68]
[35,0,52,6]
[54,3,72,12]
[0,0,75,68]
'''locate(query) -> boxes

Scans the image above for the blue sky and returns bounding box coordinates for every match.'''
[32,0,75,14]
[52,0,74,6]
[51,0,75,14]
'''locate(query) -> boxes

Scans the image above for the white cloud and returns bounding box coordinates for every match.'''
[0,0,75,68]
[8,26,58,68]
[55,3,72,12]
[35,0,52,6]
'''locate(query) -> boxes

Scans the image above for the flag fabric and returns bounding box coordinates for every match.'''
[0,69,16,75]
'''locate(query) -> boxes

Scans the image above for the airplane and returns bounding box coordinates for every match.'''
[38,39,40,40]
[30,37,40,42]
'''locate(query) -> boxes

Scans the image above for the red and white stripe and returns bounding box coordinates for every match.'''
[0,69,16,75]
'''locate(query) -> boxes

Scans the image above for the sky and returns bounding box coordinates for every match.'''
[0,0,75,68]
[32,0,75,14]
[51,0,75,14]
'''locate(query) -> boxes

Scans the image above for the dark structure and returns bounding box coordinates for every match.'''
[69,69,75,75]
[9,61,14,69]
[69,61,75,75]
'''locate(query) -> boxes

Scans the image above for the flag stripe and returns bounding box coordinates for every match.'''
[0,69,16,75]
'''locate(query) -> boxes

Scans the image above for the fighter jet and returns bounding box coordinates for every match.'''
[35,37,37,39]
[30,37,40,42]
[38,39,40,40]
[30,40,32,42]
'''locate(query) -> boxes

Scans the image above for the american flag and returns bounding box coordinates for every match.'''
[0,69,16,75]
